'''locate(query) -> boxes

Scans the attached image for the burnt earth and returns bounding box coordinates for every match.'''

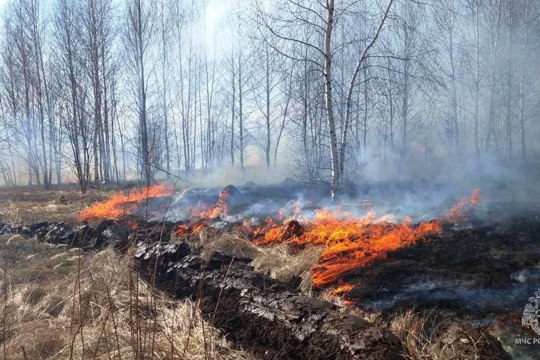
[345,218,540,317]
[136,240,405,360]
[433,322,511,360]
[0,219,184,250]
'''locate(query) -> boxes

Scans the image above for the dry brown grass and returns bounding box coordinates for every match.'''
[0,235,253,360]
[190,230,322,293]
[252,244,322,292]
[196,232,263,261]
[389,310,500,360]
[0,188,119,224]
[390,310,446,359]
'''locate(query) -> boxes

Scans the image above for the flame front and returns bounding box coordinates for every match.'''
[197,187,232,219]
[442,188,481,223]
[81,185,480,294]
[80,184,173,221]
[253,189,480,288]
[254,209,443,286]
[176,223,209,237]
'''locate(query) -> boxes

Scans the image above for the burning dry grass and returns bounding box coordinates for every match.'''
[254,210,443,287]
[79,185,174,222]
[74,184,482,295]
[0,234,253,360]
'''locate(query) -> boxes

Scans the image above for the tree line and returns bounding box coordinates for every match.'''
[0,0,538,195]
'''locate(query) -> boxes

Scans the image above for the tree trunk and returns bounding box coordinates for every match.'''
[504,0,514,158]
[238,51,245,171]
[323,0,339,199]
[230,54,236,167]
[265,44,271,168]
[473,0,480,158]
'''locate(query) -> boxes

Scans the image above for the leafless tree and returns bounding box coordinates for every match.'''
[125,0,155,185]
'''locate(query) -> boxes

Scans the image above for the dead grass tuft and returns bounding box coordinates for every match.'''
[252,244,323,291]
[0,202,21,224]
[192,231,322,293]
[184,230,322,294]
[391,310,437,359]
[389,310,497,360]
[199,231,263,261]
[6,235,25,245]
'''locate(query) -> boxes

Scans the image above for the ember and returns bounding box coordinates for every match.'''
[176,223,209,237]
[331,282,354,295]
[327,283,355,305]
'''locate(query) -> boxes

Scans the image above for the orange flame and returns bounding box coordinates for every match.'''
[176,223,209,237]
[331,283,354,295]
[327,282,355,305]
[197,187,232,219]
[312,219,442,286]
[442,188,481,223]
[255,209,442,286]
[253,188,481,287]
[79,184,173,221]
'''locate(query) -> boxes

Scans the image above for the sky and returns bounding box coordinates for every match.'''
[205,0,236,56]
